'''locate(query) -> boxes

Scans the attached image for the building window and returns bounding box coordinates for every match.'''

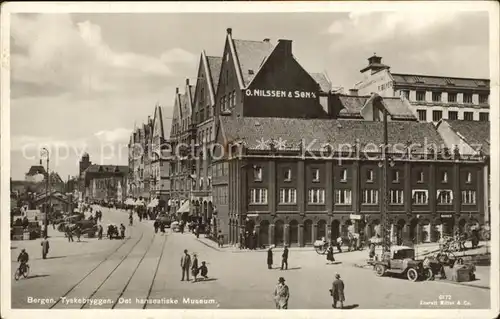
[417,110,427,121]
[253,166,263,181]
[448,93,457,103]
[461,190,476,205]
[412,190,428,205]
[366,169,374,182]
[334,189,352,205]
[232,90,236,107]
[390,190,404,204]
[479,94,488,104]
[448,111,458,120]
[479,112,489,121]
[417,171,424,183]
[432,110,443,122]
[312,168,320,182]
[464,112,474,121]
[308,188,325,204]
[437,190,453,204]
[392,170,400,183]
[441,171,448,183]
[283,168,292,182]
[416,91,426,101]
[250,188,268,204]
[279,188,296,204]
[362,189,379,205]
[340,169,347,182]
[463,93,473,104]
[466,172,472,184]
[432,92,442,102]
[401,90,410,100]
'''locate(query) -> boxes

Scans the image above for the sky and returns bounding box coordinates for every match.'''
[9,10,489,180]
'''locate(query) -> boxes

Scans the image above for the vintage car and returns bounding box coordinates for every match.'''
[373,246,427,282]
[156,213,171,227]
[171,221,180,232]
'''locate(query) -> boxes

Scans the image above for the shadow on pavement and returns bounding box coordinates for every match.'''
[196,278,218,283]
[45,256,67,260]
[283,267,302,270]
[342,304,359,309]
[326,262,343,265]
[26,274,50,279]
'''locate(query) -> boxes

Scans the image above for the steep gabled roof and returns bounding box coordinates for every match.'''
[232,39,275,87]
[160,106,172,138]
[219,116,445,153]
[84,165,129,174]
[206,55,222,98]
[26,165,46,176]
[171,89,182,123]
[444,120,490,155]
[309,72,331,93]
[391,73,490,89]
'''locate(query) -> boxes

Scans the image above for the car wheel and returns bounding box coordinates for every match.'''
[407,268,418,282]
[424,268,434,281]
[374,264,386,277]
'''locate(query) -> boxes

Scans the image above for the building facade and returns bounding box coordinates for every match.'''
[354,55,490,123]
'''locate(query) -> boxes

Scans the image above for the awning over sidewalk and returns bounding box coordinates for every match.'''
[147,198,159,208]
[177,200,190,213]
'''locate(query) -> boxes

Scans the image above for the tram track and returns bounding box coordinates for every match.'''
[142,233,169,309]
[48,236,134,309]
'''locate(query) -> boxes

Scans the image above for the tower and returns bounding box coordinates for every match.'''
[79,153,91,175]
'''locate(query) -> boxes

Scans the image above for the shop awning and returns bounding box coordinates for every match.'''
[148,198,159,208]
[177,200,190,213]
[124,198,135,205]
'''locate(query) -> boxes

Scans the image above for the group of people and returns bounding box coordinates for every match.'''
[273,273,346,309]
[180,249,209,283]
[267,245,289,270]
[239,230,259,250]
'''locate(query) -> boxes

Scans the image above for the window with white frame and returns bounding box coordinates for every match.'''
[283,168,292,181]
[253,166,263,181]
[412,190,428,205]
[334,189,352,205]
[362,189,379,205]
[250,188,268,204]
[437,190,453,204]
[366,169,374,182]
[312,168,320,182]
[466,172,472,184]
[390,189,404,204]
[232,90,236,107]
[279,188,296,204]
[461,190,476,205]
[392,170,400,183]
[340,168,347,182]
[308,188,325,204]
[441,171,448,183]
[417,171,424,183]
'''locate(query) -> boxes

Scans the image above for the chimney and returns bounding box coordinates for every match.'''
[278,39,292,56]
[39,159,42,165]
[175,87,179,94]
[186,78,190,86]
[226,28,232,35]
[263,38,270,42]
[349,89,359,96]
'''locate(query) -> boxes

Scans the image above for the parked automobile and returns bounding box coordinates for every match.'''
[156,213,171,227]
[171,221,180,232]
[373,246,428,281]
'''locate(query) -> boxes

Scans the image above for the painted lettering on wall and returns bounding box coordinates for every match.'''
[245,89,317,99]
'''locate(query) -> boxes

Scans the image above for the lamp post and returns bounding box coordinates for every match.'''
[40,148,50,238]
[378,107,393,253]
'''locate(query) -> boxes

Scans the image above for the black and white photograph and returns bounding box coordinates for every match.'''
[1,1,499,318]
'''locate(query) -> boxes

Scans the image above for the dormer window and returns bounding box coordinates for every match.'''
[366,169,374,182]
[417,171,424,183]
[442,171,448,183]
[340,169,347,182]
[248,69,254,75]
[253,166,263,181]
[284,168,292,182]
[466,172,472,184]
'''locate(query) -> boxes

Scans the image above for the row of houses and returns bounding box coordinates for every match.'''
[127,28,490,246]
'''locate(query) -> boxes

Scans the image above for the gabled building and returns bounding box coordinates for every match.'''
[79,156,128,203]
[354,55,490,123]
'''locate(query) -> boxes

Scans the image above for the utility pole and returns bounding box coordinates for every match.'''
[41,148,50,238]
[381,107,391,253]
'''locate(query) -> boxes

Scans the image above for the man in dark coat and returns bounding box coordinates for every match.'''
[97,225,103,240]
[180,249,191,281]
[40,236,50,259]
[66,225,74,242]
[267,246,274,269]
[281,245,289,270]
[191,253,199,282]
[153,220,159,234]
[331,273,345,309]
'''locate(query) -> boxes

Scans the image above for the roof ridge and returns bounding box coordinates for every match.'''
[392,73,489,81]
[232,38,275,45]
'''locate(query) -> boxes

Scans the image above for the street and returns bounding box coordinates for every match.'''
[11,207,491,309]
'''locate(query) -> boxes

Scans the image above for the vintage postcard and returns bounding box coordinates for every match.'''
[1,1,499,319]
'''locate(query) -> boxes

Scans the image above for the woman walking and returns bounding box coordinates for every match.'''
[326,245,335,264]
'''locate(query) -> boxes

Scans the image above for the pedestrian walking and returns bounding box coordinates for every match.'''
[129,213,133,226]
[217,231,224,248]
[75,226,81,242]
[191,253,199,282]
[160,221,166,234]
[180,221,185,234]
[281,245,289,270]
[195,225,200,239]
[273,277,289,309]
[154,220,159,234]
[326,245,335,263]
[120,223,126,239]
[199,261,209,279]
[267,245,274,269]
[336,236,343,253]
[97,225,103,240]
[180,249,191,281]
[331,274,345,309]
[40,236,50,259]
[369,243,376,260]
[66,225,74,242]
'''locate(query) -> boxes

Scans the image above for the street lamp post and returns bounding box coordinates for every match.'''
[41,148,50,238]
[379,107,392,253]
